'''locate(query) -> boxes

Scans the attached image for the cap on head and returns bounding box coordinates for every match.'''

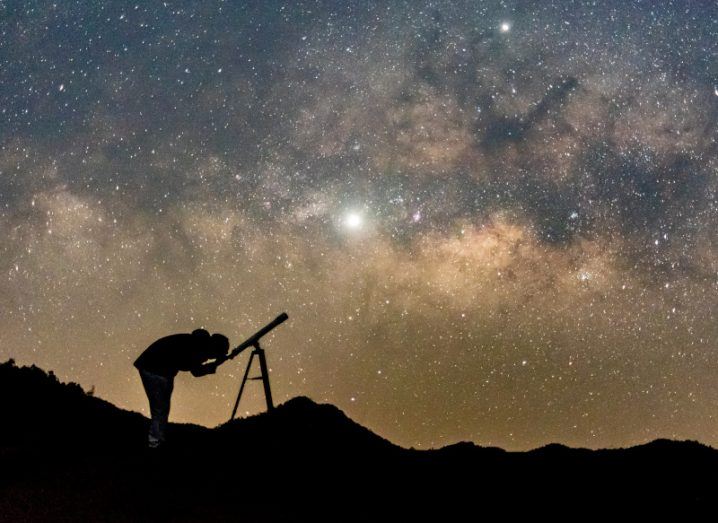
[192,328,210,338]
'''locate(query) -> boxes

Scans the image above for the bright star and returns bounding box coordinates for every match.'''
[578,271,592,282]
[345,212,363,229]
[500,21,511,33]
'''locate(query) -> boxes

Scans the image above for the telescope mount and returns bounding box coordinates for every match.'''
[229,341,274,421]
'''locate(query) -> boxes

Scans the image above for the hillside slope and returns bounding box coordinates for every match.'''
[0,360,716,521]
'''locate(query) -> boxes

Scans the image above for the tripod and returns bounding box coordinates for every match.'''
[229,341,274,421]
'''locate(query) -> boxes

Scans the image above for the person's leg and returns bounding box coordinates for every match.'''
[154,375,173,444]
[139,369,174,447]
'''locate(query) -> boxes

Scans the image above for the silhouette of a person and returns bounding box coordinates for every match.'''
[134,329,229,448]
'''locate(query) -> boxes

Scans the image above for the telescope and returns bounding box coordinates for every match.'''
[227,312,288,360]
[228,312,289,421]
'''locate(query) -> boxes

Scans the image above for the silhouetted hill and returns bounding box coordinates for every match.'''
[0,360,716,521]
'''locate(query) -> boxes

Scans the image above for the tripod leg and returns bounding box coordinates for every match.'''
[230,351,255,421]
[257,348,274,411]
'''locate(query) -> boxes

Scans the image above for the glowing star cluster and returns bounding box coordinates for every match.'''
[1,1,718,451]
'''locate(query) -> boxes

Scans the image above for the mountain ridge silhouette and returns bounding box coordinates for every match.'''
[0,359,715,520]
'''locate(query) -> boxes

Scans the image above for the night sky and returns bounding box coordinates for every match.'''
[2,0,718,450]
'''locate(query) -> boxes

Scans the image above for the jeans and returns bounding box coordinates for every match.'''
[138,369,174,447]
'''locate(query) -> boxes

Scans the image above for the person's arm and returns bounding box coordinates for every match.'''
[190,356,229,377]
[190,361,218,377]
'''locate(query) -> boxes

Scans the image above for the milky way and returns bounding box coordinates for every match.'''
[2,1,718,450]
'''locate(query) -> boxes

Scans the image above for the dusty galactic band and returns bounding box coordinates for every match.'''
[134,329,230,448]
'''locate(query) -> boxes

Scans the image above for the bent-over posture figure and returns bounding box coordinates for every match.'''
[134,329,229,448]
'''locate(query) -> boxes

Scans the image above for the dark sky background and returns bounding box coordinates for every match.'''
[2,0,718,450]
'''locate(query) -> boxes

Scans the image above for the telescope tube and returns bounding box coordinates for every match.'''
[229,312,288,358]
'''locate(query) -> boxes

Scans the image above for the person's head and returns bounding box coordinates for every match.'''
[207,333,230,359]
[192,328,210,339]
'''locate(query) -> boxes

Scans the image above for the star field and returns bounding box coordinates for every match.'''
[1,0,718,450]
